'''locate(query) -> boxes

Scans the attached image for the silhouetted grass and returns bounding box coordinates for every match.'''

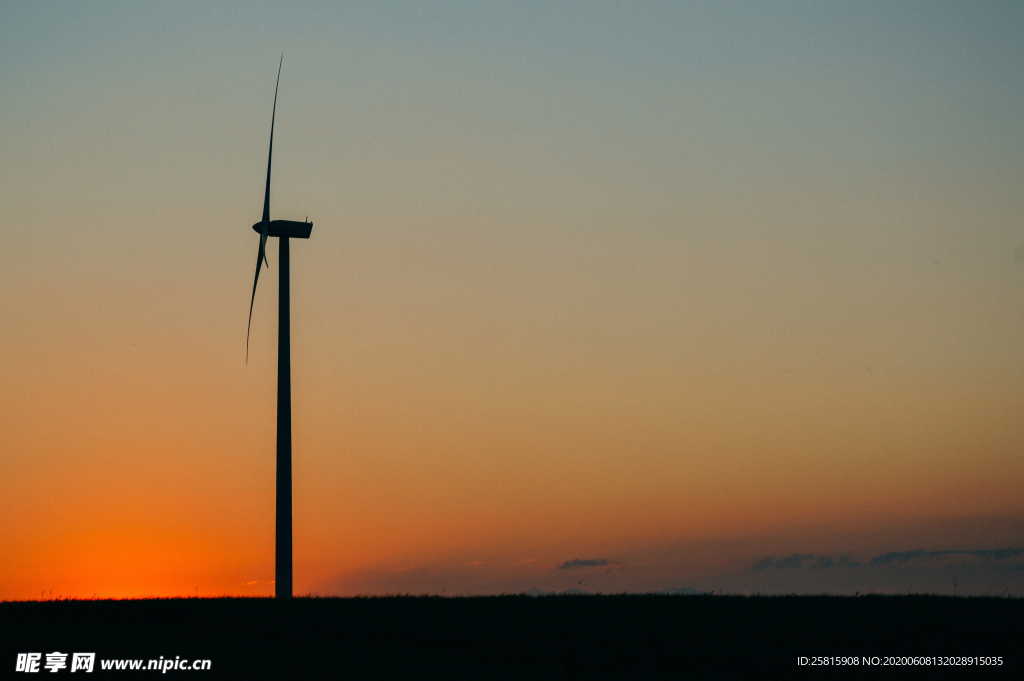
[2,594,1020,679]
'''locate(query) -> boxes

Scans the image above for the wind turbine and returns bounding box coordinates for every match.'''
[246,54,313,600]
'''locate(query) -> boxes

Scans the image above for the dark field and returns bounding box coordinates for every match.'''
[2,595,1020,679]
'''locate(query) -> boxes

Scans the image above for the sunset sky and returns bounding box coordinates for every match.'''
[2,1,1023,600]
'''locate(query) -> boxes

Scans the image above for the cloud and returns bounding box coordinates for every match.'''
[752,554,860,571]
[558,558,610,570]
[729,547,1024,595]
[869,548,1024,566]
[751,548,1024,572]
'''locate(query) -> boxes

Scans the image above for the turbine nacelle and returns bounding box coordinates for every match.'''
[252,219,313,239]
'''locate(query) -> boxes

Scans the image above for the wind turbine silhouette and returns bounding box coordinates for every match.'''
[246,54,313,600]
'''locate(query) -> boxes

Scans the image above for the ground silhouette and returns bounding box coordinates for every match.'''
[2,594,1020,679]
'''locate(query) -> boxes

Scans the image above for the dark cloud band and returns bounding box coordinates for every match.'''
[558,558,610,570]
[753,548,1024,571]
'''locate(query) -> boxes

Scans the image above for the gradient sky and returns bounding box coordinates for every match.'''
[2,1,1023,599]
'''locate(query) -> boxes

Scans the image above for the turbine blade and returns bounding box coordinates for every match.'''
[262,54,283,223]
[245,233,269,364]
[260,224,270,268]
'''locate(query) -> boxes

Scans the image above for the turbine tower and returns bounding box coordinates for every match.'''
[246,55,313,600]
